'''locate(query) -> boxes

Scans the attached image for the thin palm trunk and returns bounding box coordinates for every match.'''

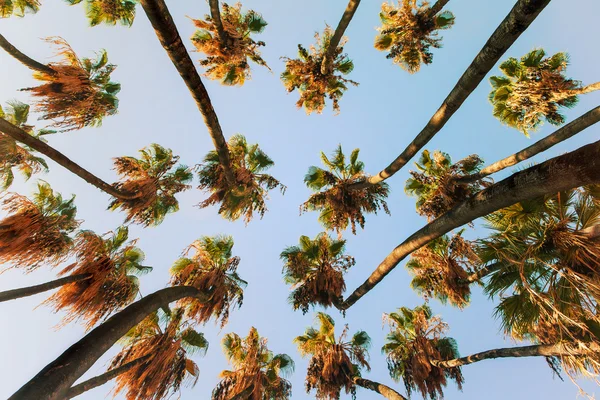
[321,0,361,74]
[9,286,211,400]
[0,33,56,75]
[139,0,235,185]
[0,274,92,303]
[354,377,408,400]
[340,139,600,310]
[425,0,451,19]
[209,0,228,47]
[349,0,551,190]
[0,118,138,200]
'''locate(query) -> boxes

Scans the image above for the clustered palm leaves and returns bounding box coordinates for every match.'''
[170,235,246,328]
[0,181,78,270]
[0,0,39,17]
[109,143,192,227]
[405,150,489,221]
[382,305,463,399]
[197,134,284,223]
[295,312,370,400]
[190,2,269,86]
[213,327,294,400]
[374,0,455,73]
[0,101,52,189]
[281,27,357,114]
[65,0,137,26]
[111,308,208,400]
[302,146,389,235]
[22,37,121,131]
[281,233,355,314]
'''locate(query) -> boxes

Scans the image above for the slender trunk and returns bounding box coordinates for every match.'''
[431,342,600,369]
[340,139,600,310]
[0,33,56,75]
[66,354,151,399]
[321,0,361,74]
[0,274,91,303]
[209,0,228,47]
[9,286,210,400]
[565,82,600,98]
[349,0,551,190]
[139,0,235,185]
[354,377,407,400]
[425,0,451,20]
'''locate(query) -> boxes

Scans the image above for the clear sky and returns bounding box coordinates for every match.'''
[1,0,600,399]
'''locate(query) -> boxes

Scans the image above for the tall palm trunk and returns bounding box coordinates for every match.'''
[425,0,451,19]
[0,274,91,303]
[349,0,551,190]
[340,139,600,310]
[321,0,361,74]
[209,0,228,47]
[139,0,235,185]
[430,342,600,368]
[9,286,210,400]
[0,118,138,200]
[0,33,56,75]
[354,377,408,400]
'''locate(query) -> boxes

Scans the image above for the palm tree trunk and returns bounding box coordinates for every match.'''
[0,118,138,200]
[139,0,235,185]
[349,0,551,191]
[456,106,600,185]
[425,0,451,19]
[9,285,210,400]
[0,274,91,303]
[340,139,600,310]
[209,0,228,47]
[321,0,361,74]
[65,354,151,399]
[354,377,407,400]
[0,33,56,75]
[431,342,600,369]
[564,82,600,98]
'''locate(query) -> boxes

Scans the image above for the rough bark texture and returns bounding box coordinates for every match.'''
[0,118,138,200]
[354,378,408,400]
[0,274,91,303]
[9,286,209,400]
[139,0,235,185]
[0,33,56,75]
[321,0,361,74]
[341,139,600,309]
[209,0,228,47]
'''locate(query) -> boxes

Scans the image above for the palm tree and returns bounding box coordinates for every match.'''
[196,134,285,223]
[170,235,246,327]
[320,0,361,74]
[382,305,463,399]
[213,327,294,399]
[65,0,137,26]
[489,49,600,135]
[0,181,78,270]
[375,0,454,73]
[190,2,269,86]
[281,26,357,115]
[109,143,192,227]
[0,0,39,17]
[301,145,390,235]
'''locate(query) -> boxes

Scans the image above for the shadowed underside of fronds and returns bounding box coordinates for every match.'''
[65,0,137,26]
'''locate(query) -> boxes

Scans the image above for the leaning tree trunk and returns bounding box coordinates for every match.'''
[321,0,361,74]
[340,139,600,310]
[354,377,407,400]
[9,286,210,400]
[139,0,235,185]
[0,274,91,303]
[0,33,56,75]
[425,0,451,20]
[0,118,138,200]
[349,0,551,190]
[208,0,228,47]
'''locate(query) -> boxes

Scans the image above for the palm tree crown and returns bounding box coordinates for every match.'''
[65,0,137,26]
[0,0,39,17]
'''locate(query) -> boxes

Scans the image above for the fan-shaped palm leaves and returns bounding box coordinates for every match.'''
[197,134,284,223]
[0,181,78,270]
[375,0,455,73]
[65,0,137,26]
[213,327,294,399]
[0,0,39,17]
[382,305,463,399]
[190,2,269,86]
[301,145,389,235]
[281,27,357,114]
[109,143,192,227]
[281,233,355,314]
[489,49,600,135]
[170,235,246,328]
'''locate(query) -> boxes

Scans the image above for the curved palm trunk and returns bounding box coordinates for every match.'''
[340,139,600,310]
[564,82,600,98]
[9,286,210,400]
[0,33,56,75]
[0,118,138,200]
[139,0,235,185]
[425,0,451,19]
[354,377,407,400]
[349,0,551,190]
[209,0,228,47]
[431,342,600,369]
[0,274,91,303]
[321,0,361,74]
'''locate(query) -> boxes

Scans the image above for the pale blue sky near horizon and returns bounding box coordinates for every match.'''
[1,0,599,399]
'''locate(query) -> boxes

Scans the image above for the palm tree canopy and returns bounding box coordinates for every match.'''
[65,0,137,26]
[0,0,40,17]
[301,145,390,235]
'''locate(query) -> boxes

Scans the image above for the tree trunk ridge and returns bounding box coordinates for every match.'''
[321,0,361,74]
[0,33,57,75]
[354,377,408,400]
[0,274,92,303]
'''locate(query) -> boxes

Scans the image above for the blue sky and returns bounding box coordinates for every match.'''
[1,0,600,399]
